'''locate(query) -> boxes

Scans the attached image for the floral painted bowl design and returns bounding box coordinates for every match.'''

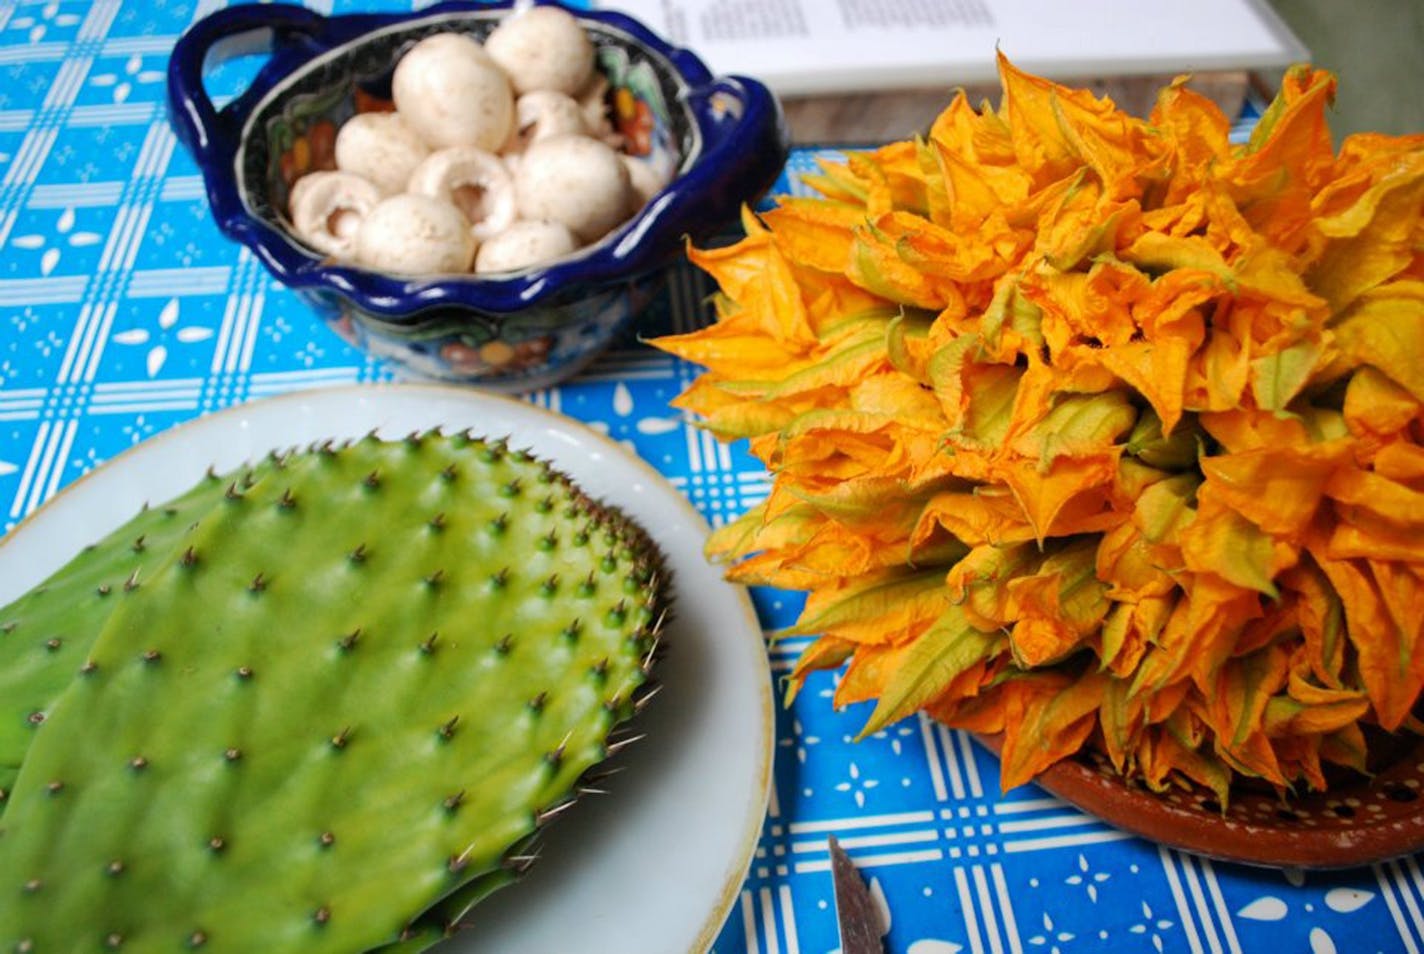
[167,1,787,390]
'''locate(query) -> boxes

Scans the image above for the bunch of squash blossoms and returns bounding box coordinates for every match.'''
[653,56,1424,802]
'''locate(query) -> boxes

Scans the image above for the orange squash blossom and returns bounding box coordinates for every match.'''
[653,55,1424,800]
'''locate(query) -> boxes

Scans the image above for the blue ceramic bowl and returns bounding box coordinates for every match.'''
[168,1,787,390]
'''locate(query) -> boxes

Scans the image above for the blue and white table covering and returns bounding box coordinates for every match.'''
[1,2,1420,952]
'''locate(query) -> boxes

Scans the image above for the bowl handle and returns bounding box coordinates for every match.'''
[166,3,326,169]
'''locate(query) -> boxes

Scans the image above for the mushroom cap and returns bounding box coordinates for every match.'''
[392,32,514,152]
[506,90,588,155]
[352,193,476,275]
[621,153,672,210]
[514,134,631,243]
[334,111,431,195]
[474,219,579,273]
[399,30,496,65]
[406,146,517,243]
[288,170,383,259]
[484,5,595,97]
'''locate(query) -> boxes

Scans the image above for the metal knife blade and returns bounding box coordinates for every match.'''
[829,835,886,954]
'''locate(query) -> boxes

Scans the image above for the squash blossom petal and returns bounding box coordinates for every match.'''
[651,57,1424,799]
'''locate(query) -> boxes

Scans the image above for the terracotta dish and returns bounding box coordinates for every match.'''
[977,731,1424,868]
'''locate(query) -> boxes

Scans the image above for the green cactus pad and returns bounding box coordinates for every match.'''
[0,459,278,802]
[0,431,667,952]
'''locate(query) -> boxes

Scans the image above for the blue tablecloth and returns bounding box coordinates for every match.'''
[1,2,1420,952]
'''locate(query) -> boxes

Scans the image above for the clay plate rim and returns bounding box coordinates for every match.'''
[975,732,1424,869]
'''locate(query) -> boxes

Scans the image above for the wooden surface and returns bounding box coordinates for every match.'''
[780,70,1252,144]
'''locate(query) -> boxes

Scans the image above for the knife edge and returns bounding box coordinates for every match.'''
[829,835,886,954]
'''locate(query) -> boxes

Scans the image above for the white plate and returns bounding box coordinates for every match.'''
[0,383,773,954]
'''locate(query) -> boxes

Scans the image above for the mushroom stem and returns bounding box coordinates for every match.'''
[288,171,383,259]
[406,147,517,243]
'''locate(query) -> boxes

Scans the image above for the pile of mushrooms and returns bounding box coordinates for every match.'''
[286,6,669,276]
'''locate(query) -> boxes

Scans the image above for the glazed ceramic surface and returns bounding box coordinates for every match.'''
[167,1,787,389]
[978,731,1424,869]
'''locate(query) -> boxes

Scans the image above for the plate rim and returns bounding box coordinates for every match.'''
[0,381,774,953]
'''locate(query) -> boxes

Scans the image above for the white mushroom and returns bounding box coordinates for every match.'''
[621,154,671,211]
[515,134,631,243]
[333,111,430,195]
[282,17,671,275]
[401,30,496,65]
[575,72,618,144]
[392,32,513,152]
[406,146,517,243]
[475,220,579,273]
[504,91,588,156]
[352,193,476,275]
[484,5,595,96]
[288,170,383,259]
